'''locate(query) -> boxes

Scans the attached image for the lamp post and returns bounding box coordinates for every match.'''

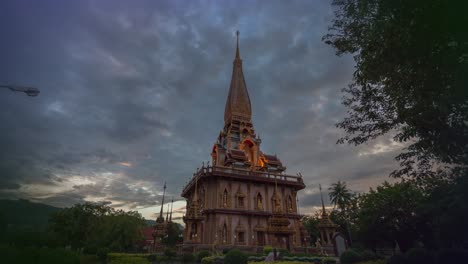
[0,85,40,97]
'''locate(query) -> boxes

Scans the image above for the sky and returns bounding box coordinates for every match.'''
[0,0,402,221]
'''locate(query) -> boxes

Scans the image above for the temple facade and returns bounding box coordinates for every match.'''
[181,32,308,253]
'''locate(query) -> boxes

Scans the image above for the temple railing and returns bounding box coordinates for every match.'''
[181,165,305,196]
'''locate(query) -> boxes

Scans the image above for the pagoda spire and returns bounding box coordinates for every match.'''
[235,30,240,59]
[166,203,170,222]
[158,182,166,222]
[224,30,252,124]
[169,197,174,222]
[319,184,327,217]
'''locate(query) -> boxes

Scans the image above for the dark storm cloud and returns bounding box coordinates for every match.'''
[0,0,402,215]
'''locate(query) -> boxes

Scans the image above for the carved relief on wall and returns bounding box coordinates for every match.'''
[235,186,245,209]
[219,187,231,208]
[271,193,282,213]
[235,220,246,244]
[199,186,206,210]
[255,192,263,210]
[287,195,293,213]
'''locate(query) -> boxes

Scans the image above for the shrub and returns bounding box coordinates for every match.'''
[355,260,386,264]
[83,246,98,255]
[263,245,273,255]
[278,248,291,257]
[340,249,362,264]
[322,257,338,264]
[224,248,248,264]
[0,246,80,264]
[387,254,406,264]
[147,254,157,262]
[97,247,109,263]
[197,250,211,262]
[359,250,377,261]
[201,256,216,264]
[436,248,468,264]
[107,256,149,264]
[183,252,196,263]
[164,248,177,258]
[405,248,434,264]
[222,247,233,254]
[80,254,100,264]
[213,255,225,264]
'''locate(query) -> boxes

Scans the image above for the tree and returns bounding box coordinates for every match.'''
[355,182,424,252]
[302,213,321,244]
[161,222,183,248]
[329,181,354,211]
[323,0,468,181]
[49,202,145,251]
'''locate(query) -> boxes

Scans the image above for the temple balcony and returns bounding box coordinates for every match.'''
[181,165,305,198]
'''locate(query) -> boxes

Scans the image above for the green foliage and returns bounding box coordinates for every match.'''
[355,260,386,264]
[80,254,101,264]
[107,255,149,264]
[329,181,355,211]
[405,248,434,264]
[322,257,338,264]
[358,249,377,261]
[248,261,331,264]
[183,252,196,263]
[97,247,109,263]
[201,255,216,264]
[301,215,321,245]
[435,248,468,264]
[355,182,423,252]
[162,222,183,247]
[197,250,211,262]
[0,245,80,264]
[83,245,98,255]
[278,248,291,257]
[263,245,273,254]
[248,255,266,262]
[387,255,406,264]
[224,248,248,264]
[340,249,362,264]
[107,253,150,264]
[49,202,146,251]
[164,248,177,258]
[324,0,468,180]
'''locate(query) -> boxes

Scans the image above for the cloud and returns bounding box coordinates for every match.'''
[0,0,403,219]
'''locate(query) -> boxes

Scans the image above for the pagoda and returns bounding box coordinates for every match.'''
[152,183,175,252]
[181,32,307,253]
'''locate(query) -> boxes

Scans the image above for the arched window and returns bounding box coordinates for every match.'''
[222,223,228,243]
[256,193,263,210]
[223,189,228,207]
[191,223,197,239]
[287,195,293,212]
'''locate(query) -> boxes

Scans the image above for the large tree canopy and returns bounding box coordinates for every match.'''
[49,202,146,251]
[324,0,468,181]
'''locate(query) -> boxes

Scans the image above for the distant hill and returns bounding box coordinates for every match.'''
[0,199,168,231]
[0,199,61,231]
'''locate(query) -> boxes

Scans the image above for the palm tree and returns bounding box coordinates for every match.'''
[328,181,353,211]
[329,181,355,246]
